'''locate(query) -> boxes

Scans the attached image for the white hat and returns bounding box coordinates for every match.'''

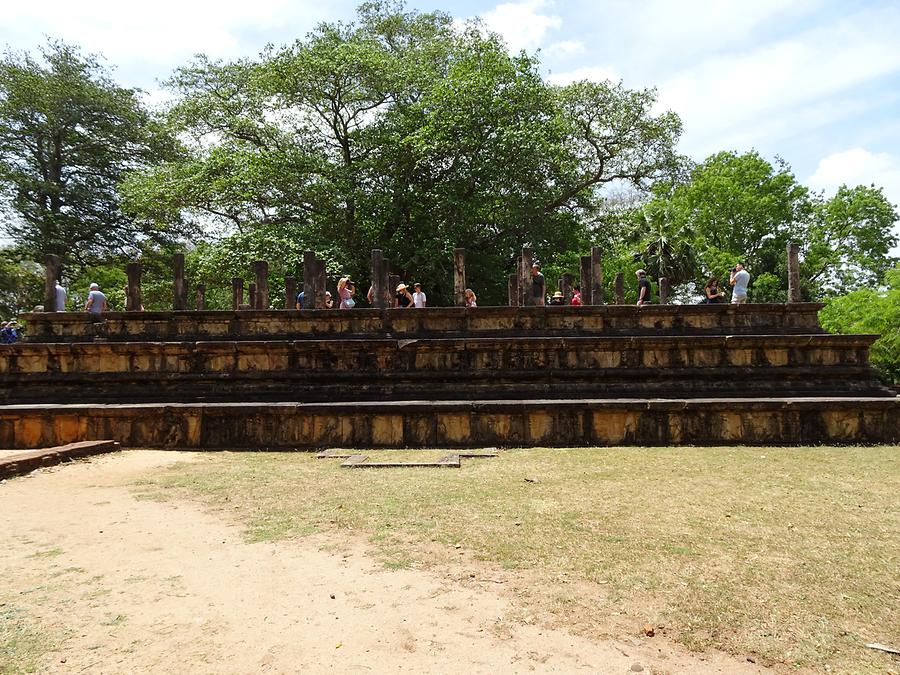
[89,283,99,290]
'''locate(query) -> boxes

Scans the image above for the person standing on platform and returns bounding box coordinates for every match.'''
[531,264,545,306]
[636,270,652,306]
[464,288,477,308]
[729,262,750,304]
[412,282,427,308]
[85,283,108,314]
[571,286,582,306]
[337,278,355,309]
[55,281,67,311]
[395,283,414,308]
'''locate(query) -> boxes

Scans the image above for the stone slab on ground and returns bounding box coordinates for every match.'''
[0,439,119,479]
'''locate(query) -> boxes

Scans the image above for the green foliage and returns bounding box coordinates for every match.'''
[819,265,900,383]
[603,151,898,302]
[0,40,188,275]
[0,247,43,317]
[804,184,898,296]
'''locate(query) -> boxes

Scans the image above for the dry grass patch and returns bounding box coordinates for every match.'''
[135,446,900,673]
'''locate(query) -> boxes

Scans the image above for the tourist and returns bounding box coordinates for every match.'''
[396,283,413,308]
[337,278,355,309]
[636,270,652,306]
[295,290,305,309]
[464,288,477,308]
[571,285,583,306]
[55,281,67,311]
[729,263,751,305]
[549,291,565,306]
[531,264,545,306]
[85,283,108,314]
[412,282,427,308]
[703,277,726,304]
[324,291,334,309]
[0,321,19,344]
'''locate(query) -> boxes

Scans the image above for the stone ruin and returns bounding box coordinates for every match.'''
[0,247,896,449]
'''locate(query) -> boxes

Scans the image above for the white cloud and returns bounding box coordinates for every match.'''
[545,40,585,58]
[808,148,900,205]
[653,5,900,156]
[481,0,561,52]
[0,0,347,86]
[547,66,618,86]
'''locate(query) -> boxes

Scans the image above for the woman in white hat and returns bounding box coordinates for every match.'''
[395,283,414,308]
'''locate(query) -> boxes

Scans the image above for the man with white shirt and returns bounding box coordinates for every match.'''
[729,262,751,304]
[412,282,427,308]
[54,281,67,311]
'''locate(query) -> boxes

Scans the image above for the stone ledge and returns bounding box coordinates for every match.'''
[0,399,895,449]
[0,440,120,479]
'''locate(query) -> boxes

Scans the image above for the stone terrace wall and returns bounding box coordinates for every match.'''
[20,304,826,343]
[0,399,896,449]
[0,334,887,403]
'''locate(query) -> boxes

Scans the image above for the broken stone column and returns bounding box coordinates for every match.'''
[43,254,60,312]
[579,255,592,305]
[252,261,269,309]
[285,277,297,309]
[126,263,142,312]
[453,248,466,307]
[371,250,386,309]
[614,273,624,305]
[659,277,670,305]
[519,248,534,306]
[231,278,244,310]
[173,253,187,310]
[195,284,206,311]
[787,242,801,303]
[590,246,603,305]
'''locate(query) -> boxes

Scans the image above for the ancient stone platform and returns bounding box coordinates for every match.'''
[2,304,897,448]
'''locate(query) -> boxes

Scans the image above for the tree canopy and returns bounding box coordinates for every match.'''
[0,40,183,274]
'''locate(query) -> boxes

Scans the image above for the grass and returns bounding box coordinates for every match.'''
[134,446,900,673]
[0,605,54,675]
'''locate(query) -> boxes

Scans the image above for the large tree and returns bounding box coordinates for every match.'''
[123,1,683,304]
[0,40,184,273]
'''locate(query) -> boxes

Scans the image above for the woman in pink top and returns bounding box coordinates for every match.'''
[337,277,355,309]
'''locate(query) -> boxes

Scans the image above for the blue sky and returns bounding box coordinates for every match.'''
[3,0,900,221]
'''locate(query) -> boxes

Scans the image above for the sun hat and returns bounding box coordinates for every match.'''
[552,291,564,298]
[396,283,407,292]
[89,283,99,290]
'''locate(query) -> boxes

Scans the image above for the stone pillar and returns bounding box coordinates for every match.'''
[508,274,518,306]
[43,254,60,312]
[285,277,297,309]
[371,250,386,309]
[590,246,603,305]
[195,284,206,311]
[173,253,187,310]
[302,251,315,310]
[519,248,533,306]
[614,273,625,305]
[231,278,244,311]
[561,274,573,305]
[126,263,142,312]
[579,255,592,305]
[659,277,670,305]
[252,261,269,310]
[787,242,801,303]
[248,282,257,310]
[380,259,392,309]
[315,260,326,309]
[453,248,466,307]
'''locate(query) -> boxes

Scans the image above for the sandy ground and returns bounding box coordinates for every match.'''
[0,450,766,674]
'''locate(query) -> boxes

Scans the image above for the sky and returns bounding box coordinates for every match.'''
[3,0,900,224]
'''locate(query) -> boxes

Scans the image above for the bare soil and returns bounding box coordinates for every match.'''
[0,450,765,674]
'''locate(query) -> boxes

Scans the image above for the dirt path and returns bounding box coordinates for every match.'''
[0,451,764,674]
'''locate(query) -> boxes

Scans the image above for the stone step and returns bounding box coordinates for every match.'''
[0,440,120,479]
[1,398,896,449]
